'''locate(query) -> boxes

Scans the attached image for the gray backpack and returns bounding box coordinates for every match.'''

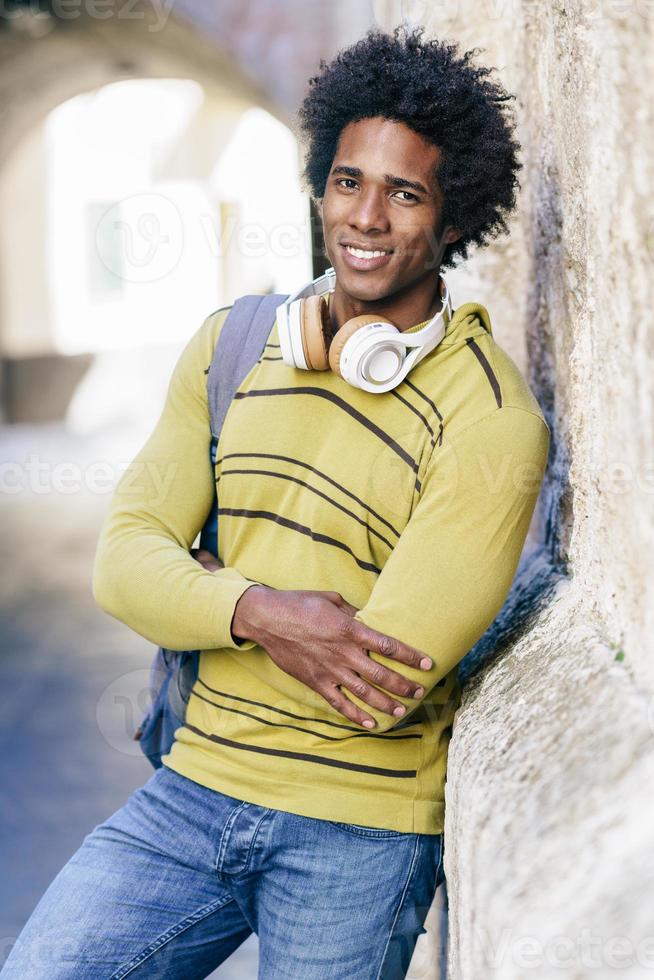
[133,293,287,768]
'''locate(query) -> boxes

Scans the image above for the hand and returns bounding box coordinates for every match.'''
[232,586,432,729]
[190,547,224,573]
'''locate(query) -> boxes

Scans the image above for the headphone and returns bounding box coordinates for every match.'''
[276,266,452,394]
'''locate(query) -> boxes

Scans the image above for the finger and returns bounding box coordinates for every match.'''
[319,683,378,729]
[338,669,412,718]
[322,591,359,616]
[352,623,432,671]
[340,600,360,617]
[203,561,224,572]
[352,653,425,701]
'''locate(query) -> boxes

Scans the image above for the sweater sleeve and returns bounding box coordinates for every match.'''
[350,406,551,731]
[92,308,261,652]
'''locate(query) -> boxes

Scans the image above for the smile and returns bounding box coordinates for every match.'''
[346,246,390,258]
[340,243,393,271]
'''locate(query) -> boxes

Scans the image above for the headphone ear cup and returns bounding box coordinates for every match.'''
[299,294,332,370]
[327,314,381,377]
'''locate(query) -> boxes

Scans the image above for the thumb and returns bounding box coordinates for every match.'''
[323,591,360,617]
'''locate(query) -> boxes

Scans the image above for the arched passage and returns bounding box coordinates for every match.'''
[0,15,312,421]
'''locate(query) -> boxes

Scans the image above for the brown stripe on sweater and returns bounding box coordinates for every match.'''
[402,377,445,446]
[232,387,420,475]
[184,723,418,778]
[197,678,424,736]
[217,507,382,574]
[217,467,396,551]
[390,389,436,440]
[215,451,402,538]
[192,687,422,743]
[465,338,502,408]
[402,378,444,422]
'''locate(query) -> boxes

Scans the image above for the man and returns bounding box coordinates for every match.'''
[2,25,550,980]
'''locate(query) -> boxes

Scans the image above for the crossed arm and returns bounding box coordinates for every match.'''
[198,407,550,733]
[92,312,550,731]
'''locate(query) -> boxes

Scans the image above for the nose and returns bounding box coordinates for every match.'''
[347,186,390,235]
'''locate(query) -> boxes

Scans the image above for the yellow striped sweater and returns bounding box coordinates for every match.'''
[92,293,550,834]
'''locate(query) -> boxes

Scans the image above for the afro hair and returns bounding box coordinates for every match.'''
[296,25,522,270]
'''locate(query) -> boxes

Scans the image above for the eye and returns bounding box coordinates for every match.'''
[335,178,358,191]
[393,190,419,203]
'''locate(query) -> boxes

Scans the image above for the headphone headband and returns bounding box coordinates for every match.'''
[276,266,453,394]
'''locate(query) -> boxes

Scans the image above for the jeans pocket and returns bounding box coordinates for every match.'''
[330,820,414,839]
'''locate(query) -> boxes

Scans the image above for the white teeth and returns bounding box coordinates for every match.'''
[345,245,390,259]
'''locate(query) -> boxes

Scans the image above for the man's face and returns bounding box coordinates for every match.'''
[321,117,456,304]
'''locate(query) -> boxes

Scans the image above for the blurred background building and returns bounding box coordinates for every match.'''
[1,1,653,978]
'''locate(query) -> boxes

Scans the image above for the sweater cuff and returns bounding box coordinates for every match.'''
[215,569,261,651]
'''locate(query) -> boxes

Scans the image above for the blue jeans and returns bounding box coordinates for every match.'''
[1,765,445,979]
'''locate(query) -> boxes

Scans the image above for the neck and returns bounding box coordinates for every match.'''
[328,274,444,335]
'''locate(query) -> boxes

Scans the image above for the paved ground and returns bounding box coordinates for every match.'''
[0,420,258,977]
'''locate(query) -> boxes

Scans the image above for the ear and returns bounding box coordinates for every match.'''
[442,226,462,245]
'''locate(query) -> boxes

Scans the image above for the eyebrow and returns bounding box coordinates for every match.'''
[330,165,431,197]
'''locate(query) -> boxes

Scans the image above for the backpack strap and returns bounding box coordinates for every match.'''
[207,293,288,440]
[199,293,288,555]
